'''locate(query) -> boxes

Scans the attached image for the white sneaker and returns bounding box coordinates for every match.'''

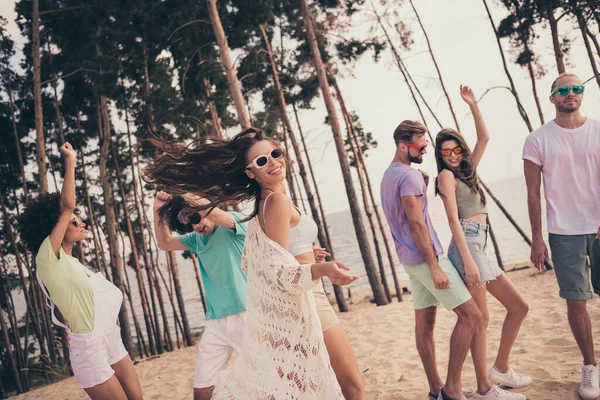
[579,364,600,400]
[488,366,533,390]
[476,386,526,400]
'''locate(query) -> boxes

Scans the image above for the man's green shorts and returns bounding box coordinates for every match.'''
[404,254,472,310]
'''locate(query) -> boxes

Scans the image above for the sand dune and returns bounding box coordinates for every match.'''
[14,268,600,399]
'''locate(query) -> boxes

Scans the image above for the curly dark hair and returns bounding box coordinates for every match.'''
[158,195,195,234]
[143,127,279,221]
[18,192,80,254]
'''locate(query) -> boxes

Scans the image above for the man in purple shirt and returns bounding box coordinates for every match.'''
[381,120,482,400]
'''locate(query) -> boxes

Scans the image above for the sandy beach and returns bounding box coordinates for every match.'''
[13,267,600,400]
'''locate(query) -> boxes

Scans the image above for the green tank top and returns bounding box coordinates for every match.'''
[455,178,487,219]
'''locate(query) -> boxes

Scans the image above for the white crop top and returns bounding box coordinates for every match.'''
[262,193,318,256]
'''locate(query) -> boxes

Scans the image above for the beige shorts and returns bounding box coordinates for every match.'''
[313,280,340,331]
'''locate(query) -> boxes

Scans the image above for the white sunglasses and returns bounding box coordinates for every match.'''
[245,148,283,170]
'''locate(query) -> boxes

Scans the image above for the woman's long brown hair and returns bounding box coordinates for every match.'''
[143,127,278,221]
[434,128,486,206]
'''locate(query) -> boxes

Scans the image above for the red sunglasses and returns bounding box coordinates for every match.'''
[439,146,463,157]
[403,140,428,153]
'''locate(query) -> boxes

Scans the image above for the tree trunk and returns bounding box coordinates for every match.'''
[479,180,552,270]
[1,255,28,389]
[167,252,193,346]
[575,8,600,90]
[486,216,504,271]
[282,129,300,208]
[547,1,566,73]
[373,9,440,134]
[8,90,28,200]
[409,0,460,131]
[32,0,48,193]
[97,97,134,352]
[118,228,148,359]
[203,77,223,137]
[205,0,251,128]
[77,112,109,279]
[300,0,387,306]
[481,0,533,132]
[191,255,207,313]
[292,103,335,257]
[0,305,23,394]
[111,144,157,356]
[47,44,66,145]
[526,59,545,125]
[260,24,349,310]
[0,192,50,365]
[333,80,403,302]
[586,26,600,59]
[339,100,391,302]
[124,108,164,354]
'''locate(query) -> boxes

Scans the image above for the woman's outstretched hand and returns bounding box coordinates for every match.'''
[321,261,359,286]
[460,84,477,107]
[59,142,77,161]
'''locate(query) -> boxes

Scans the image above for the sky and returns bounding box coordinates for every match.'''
[1,0,599,216]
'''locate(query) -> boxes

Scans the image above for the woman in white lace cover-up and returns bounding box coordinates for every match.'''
[144,128,359,399]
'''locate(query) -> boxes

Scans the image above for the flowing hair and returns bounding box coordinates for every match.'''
[434,128,486,206]
[143,127,279,221]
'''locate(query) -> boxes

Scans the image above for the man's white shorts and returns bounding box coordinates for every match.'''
[193,311,246,389]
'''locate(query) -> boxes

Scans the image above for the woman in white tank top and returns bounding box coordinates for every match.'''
[144,128,360,399]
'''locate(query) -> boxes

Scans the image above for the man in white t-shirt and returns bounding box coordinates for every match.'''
[523,72,600,400]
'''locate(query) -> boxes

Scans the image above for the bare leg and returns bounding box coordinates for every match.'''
[84,375,128,400]
[486,275,529,372]
[467,285,491,395]
[444,298,482,399]
[323,324,366,400]
[111,355,143,400]
[194,387,214,400]
[567,299,596,366]
[415,306,443,395]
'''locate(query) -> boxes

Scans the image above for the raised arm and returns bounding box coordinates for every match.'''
[402,195,449,290]
[460,85,489,168]
[524,160,548,270]
[153,191,187,252]
[48,143,78,254]
[437,170,480,285]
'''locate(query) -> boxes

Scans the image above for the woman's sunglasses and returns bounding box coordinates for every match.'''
[71,216,84,227]
[245,148,283,170]
[403,140,428,153]
[439,146,463,157]
[551,85,585,96]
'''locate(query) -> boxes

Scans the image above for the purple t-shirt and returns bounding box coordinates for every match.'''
[380,162,443,266]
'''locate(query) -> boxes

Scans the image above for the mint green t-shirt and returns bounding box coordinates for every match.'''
[36,236,95,333]
[179,212,248,320]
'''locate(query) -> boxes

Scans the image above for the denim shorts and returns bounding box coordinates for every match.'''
[448,219,504,284]
[549,233,599,300]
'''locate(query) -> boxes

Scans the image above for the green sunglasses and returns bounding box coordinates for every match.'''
[551,85,585,96]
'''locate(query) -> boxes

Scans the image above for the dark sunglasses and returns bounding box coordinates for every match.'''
[71,216,83,227]
[177,211,201,226]
[439,146,463,157]
[245,148,283,170]
[551,85,584,96]
[403,140,428,153]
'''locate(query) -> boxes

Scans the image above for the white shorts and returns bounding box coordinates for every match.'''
[194,312,246,389]
[69,324,128,389]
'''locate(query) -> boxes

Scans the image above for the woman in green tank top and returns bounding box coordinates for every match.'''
[434,86,531,400]
[19,142,143,400]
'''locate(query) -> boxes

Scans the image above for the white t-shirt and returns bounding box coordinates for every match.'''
[522,118,600,235]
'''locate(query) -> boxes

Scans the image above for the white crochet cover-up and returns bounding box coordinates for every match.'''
[212,217,343,399]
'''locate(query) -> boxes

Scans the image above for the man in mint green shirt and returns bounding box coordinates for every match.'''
[153,191,247,400]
